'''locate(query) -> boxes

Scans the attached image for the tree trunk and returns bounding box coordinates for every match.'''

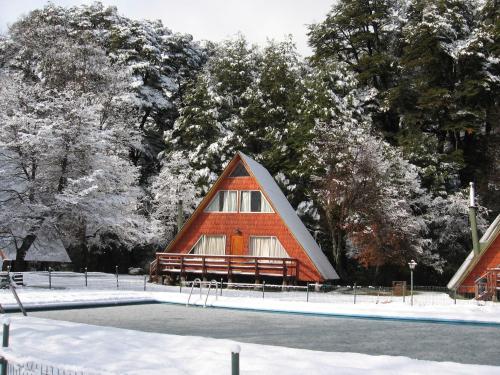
[14,234,36,272]
[331,228,346,279]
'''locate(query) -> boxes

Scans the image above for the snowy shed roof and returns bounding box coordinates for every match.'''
[447,214,500,290]
[0,230,71,263]
[239,152,339,280]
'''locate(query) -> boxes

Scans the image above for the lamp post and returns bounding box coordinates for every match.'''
[408,259,417,306]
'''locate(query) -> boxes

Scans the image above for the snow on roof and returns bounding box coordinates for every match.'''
[239,152,339,280]
[0,231,71,263]
[447,214,500,290]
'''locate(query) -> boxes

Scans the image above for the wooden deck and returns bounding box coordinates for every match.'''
[150,253,298,283]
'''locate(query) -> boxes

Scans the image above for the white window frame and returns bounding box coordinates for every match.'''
[204,190,239,213]
[189,234,227,255]
[239,190,274,213]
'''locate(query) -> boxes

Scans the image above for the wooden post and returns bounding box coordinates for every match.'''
[202,256,207,281]
[85,267,88,287]
[179,256,186,284]
[155,254,159,284]
[227,257,233,286]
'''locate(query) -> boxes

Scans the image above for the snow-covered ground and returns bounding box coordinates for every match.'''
[1,272,500,374]
[1,316,499,375]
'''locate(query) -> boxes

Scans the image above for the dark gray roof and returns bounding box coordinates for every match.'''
[239,152,339,280]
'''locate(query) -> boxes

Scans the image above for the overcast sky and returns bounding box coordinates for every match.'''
[0,0,334,56]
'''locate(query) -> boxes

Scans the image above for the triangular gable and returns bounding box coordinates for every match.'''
[447,214,500,289]
[238,152,339,280]
[165,152,339,280]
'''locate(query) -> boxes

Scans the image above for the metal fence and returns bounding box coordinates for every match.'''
[3,271,485,306]
[0,355,109,375]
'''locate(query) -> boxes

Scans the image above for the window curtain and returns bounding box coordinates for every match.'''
[220,191,238,212]
[249,236,289,258]
[191,235,226,255]
[240,191,251,212]
[240,191,273,212]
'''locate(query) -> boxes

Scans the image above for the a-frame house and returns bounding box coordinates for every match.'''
[448,214,500,300]
[151,152,338,284]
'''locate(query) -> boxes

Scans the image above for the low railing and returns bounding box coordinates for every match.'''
[152,253,298,280]
[474,267,499,301]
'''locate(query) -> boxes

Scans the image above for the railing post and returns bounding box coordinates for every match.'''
[180,256,185,282]
[116,266,119,289]
[85,267,88,287]
[144,275,147,291]
[231,345,240,375]
[262,281,265,299]
[220,278,223,296]
[306,283,310,302]
[454,289,457,304]
[48,267,52,289]
[202,256,206,279]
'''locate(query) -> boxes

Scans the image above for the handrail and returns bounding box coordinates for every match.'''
[0,272,27,316]
[186,278,203,307]
[204,279,219,308]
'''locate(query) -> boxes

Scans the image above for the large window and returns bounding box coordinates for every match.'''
[240,191,273,213]
[190,235,226,255]
[249,236,288,258]
[205,190,238,212]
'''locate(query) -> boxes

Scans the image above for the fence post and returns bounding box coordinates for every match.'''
[220,278,223,296]
[48,267,52,289]
[116,266,119,289]
[454,289,457,304]
[144,275,147,291]
[262,281,265,299]
[403,283,406,303]
[306,283,310,302]
[0,320,8,375]
[231,345,240,375]
[353,283,357,304]
[85,267,88,287]
[0,356,6,375]
[2,317,10,348]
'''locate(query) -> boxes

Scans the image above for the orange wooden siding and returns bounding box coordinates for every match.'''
[169,175,324,281]
[459,233,500,292]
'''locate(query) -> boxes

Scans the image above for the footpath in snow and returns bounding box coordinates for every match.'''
[2,287,500,325]
[1,316,499,375]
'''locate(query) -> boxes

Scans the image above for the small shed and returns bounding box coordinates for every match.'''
[0,228,71,269]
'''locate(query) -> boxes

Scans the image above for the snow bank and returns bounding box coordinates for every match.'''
[1,316,498,375]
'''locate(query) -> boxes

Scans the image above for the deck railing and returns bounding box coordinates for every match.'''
[474,267,500,301]
[151,253,298,281]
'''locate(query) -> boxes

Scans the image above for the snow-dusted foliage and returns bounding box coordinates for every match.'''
[0,28,150,268]
[150,151,200,243]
